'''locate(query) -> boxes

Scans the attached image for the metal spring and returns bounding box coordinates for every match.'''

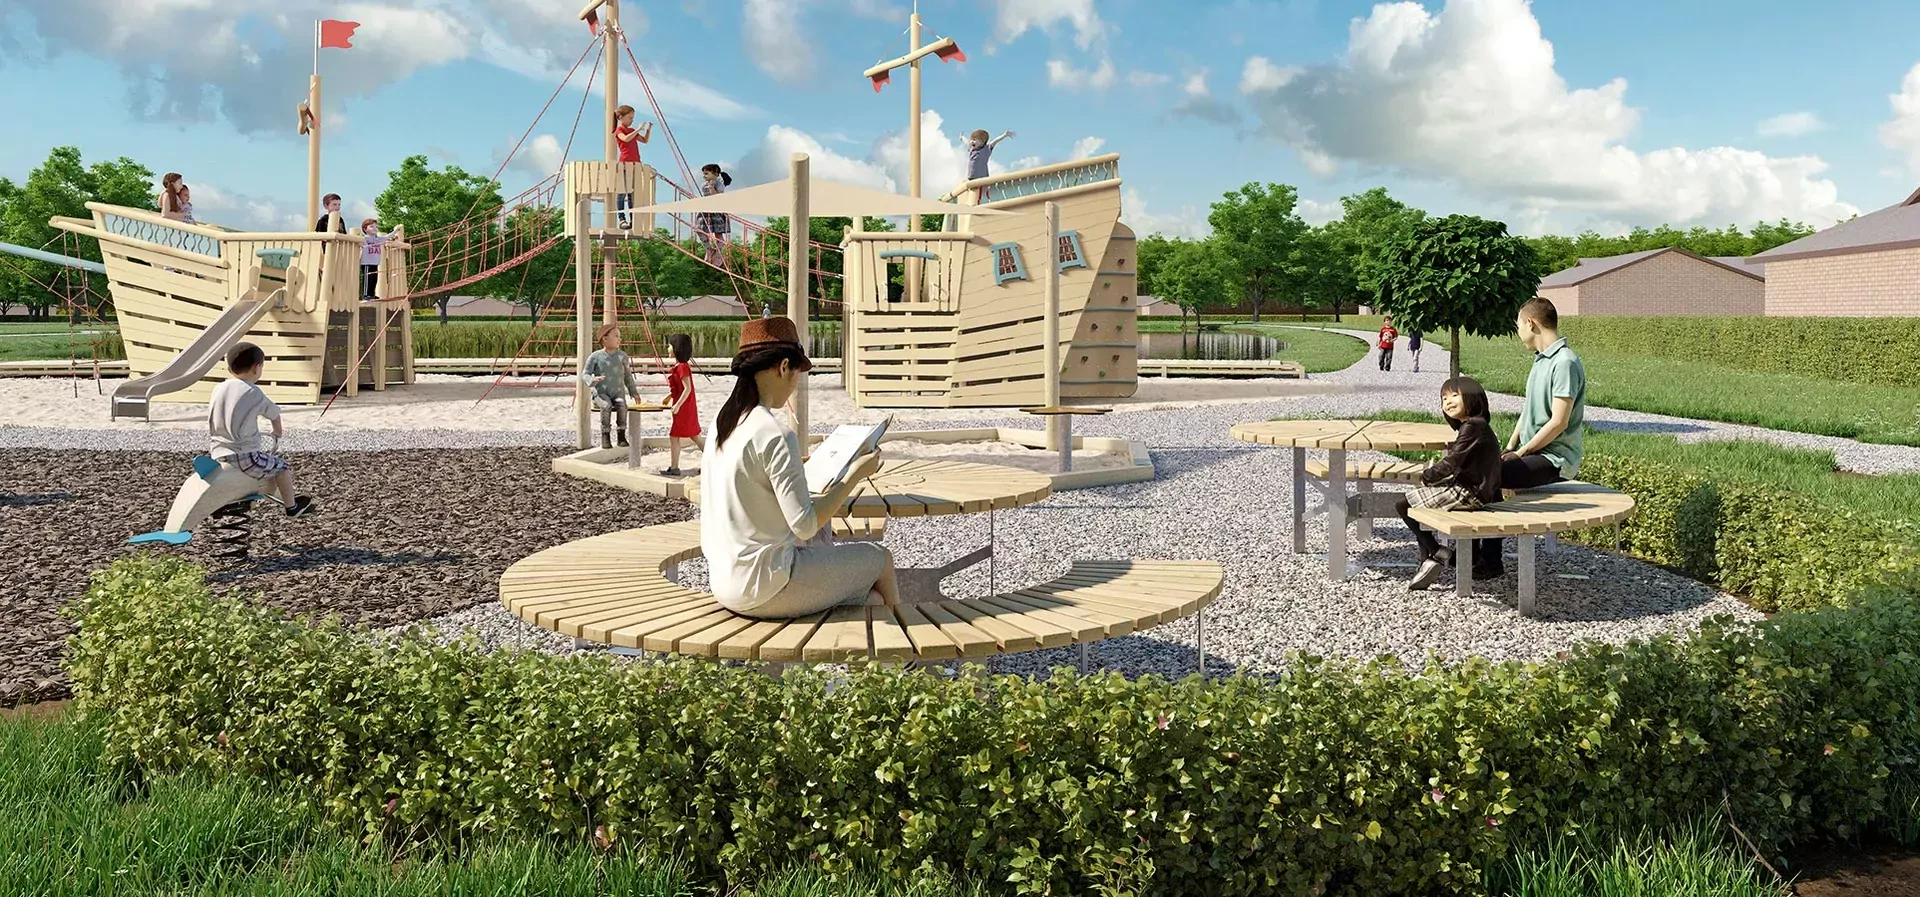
[206,501,254,562]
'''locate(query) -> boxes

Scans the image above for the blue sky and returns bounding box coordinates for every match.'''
[5,0,1920,240]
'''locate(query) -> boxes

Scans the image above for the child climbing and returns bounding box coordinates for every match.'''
[582,323,639,449]
[665,333,700,478]
[967,129,1014,201]
[209,342,315,517]
[358,218,399,299]
[612,104,653,230]
[695,163,732,266]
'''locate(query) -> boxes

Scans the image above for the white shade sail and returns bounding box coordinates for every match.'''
[626,176,1011,218]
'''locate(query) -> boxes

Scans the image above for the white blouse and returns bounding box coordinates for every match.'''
[699,405,820,611]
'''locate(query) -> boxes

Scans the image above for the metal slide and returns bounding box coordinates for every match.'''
[110,289,282,421]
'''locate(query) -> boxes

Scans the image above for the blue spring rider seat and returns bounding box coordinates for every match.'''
[128,453,279,557]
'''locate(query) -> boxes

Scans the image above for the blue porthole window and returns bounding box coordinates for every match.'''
[1056,231,1087,271]
[989,242,1027,285]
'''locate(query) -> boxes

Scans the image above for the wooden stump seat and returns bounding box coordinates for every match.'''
[1406,480,1636,615]
[499,521,1225,664]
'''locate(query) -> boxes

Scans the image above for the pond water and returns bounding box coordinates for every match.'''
[665,326,1282,361]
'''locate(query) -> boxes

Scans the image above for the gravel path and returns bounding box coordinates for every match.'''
[1310,326,1920,475]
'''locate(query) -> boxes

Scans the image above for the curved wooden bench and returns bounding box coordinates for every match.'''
[1407,480,1636,615]
[1303,459,1429,484]
[500,521,1224,667]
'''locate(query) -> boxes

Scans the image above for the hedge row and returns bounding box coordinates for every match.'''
[1557,316,1920,388]
[1566,454,1920,613]
[67,557,1920,897]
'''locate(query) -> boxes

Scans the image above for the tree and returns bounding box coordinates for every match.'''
[1134,234,1175,311]
[1155,238,1237,332]
[1332,187,1427,304]
[373,155,505,323]
[1206,182,1308,322]
[1373,215,1539,379]
[1293,224,1367,322]
[0,146,155,319]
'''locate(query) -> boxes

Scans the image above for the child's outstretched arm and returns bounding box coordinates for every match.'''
[989,130,1015,147]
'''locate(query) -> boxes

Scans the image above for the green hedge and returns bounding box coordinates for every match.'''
[1556,317,1920,388]
[1566,455,1920,613]
[67,557,1920,896]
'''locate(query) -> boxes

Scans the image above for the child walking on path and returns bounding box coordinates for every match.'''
[1397,376,1502,590]
[612,105,652,230]
[1408,330,1423,372]
[665,333,700,477]
[695,164,732,266]
[582,324,639,449]
[209,343,315,517]
[1504,297,1586,489]
[1377,316,1398,371]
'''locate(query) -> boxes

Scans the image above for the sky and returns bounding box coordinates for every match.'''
[5,0,1920,242]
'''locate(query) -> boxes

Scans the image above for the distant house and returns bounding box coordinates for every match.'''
[1135,295,1182,316]
[442,295,520,317]
[1749,189,1920,317]
[654,295,749,316]
[1534,247,1764,316]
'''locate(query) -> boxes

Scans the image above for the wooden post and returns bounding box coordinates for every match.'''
[601,0,621,331]
[789,153,810,439]
[575,198,594,449]
[1044,201,1062,452]
[904,11,923,303]
[846,216,864,395]
[307,75,321,227]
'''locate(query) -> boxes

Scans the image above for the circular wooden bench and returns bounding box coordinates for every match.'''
[500,521,1225,668]
[1406,480,1636,616]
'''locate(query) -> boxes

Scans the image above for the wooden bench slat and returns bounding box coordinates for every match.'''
[914,603,1008,658]
[891,604,961,660]
[869,608,919,660]
[757,613,831,663]
[1406,481,1635,537]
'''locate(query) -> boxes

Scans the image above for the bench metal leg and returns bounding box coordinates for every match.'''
[1517,535,1537,617]
[1327,448,1349,580]
[1196,608,1206,677]
[1355,480,1374,541]
[1455,538,1472,598]
[1077,642,1089,673]
[1544,533,1559,554]
[1290,448,1307,554]
[1059,414,1074,472]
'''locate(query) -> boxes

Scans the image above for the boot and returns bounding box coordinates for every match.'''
[601,431,612,450]
[616,429,629,447]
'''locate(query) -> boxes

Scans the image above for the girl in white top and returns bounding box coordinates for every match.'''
[700,317,899,618]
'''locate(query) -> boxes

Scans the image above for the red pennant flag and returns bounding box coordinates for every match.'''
[319,20,360,49]
[585,9,599,34]
[870,70,891,93]
[934,42,966,63]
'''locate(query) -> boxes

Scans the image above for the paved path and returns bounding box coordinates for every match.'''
[1305,327,1920,475]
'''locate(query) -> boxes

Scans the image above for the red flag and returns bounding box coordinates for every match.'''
[870,70,891,93]
[934,42,966,64]
[585,9,599,34]
[319,20,360,49]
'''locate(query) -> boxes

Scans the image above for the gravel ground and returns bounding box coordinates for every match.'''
[0,448,687,706]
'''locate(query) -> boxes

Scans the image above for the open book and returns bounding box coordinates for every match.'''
[804,415,893,494]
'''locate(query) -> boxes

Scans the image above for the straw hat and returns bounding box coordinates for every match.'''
[737,316,813,370]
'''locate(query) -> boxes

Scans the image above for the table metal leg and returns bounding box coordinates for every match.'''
[1291,448,1307,554]
[988,508,996,596]
[1077,642,1088,673]
[1355,480,1374,541]
[1455,538,1472,598]
[1518,535,1537,617]
[1327,448,1349,580]
[1196,609,1206,677]
[1059,414,1073,472]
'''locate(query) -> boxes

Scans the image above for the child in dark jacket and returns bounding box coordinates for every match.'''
[1399,376,1504,590]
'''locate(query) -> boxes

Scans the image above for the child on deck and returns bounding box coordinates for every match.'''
[664,333,700,477]
[1397,377,1502,590]
[209,343,316,517]
[358,218,399,299]
[582,324,639,449]
[314,194,347,233]
[695,164,733,266]
[1377,316,1398,371]
[176,186,199,225]
[966,129,1014,202]
[612,105,653,230]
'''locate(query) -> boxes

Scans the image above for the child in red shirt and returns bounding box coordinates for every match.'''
[612,104,652,230]
[1377,316,1399,372]
[665,333,700,477]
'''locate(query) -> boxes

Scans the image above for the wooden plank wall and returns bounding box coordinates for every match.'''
[1063,222,1138,398]
[565,161,656,236]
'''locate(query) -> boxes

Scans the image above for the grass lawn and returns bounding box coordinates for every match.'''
[1369,409,1920,525]
[1457,336,1920,447]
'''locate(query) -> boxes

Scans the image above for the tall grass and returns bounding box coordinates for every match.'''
[1490,820,1788,897]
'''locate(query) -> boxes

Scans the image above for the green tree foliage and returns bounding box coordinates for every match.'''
[483,205,567,320]
[1525,220,1818,277]
[1374,214,1539,378]
[372,156,505,323]
[1154,238,1237,330]
[1331,187,1428,300]
[1134,234,1174,302]
[1291,224,1368,321]
[1206,182,1307,322]
[0,146,155,318]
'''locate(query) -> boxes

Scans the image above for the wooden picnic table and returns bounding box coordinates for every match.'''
[1230,419,1456,580]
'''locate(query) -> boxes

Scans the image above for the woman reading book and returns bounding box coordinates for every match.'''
[700,317,901,618]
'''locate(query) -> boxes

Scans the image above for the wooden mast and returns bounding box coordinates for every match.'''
[906,8,923,302]
[789,153,811,438]
[600,0,619,330]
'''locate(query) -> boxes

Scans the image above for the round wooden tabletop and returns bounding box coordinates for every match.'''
[690,459,1053,519]
[1230,418,1457,451]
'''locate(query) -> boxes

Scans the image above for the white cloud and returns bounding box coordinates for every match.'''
[1120,187,1210,239]
[734,110,1000,197]
[1239,56,1299,94]
[1170,69,1241,126]
[1879,63,1920,179]
[181,182,308,232]
[508,134,568,178]
[1069,137,1107,160]
[735,125,898,192]
[1239,0,1857,229]
[4,0,752,133]
[1047,58,1116,91]
[989,0,1106,49]
[742,0,811,82]
[1127,71,1171,88]
[1297,198,1343,226]
[1757,111,1825,138]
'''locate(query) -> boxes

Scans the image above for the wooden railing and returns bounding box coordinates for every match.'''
[941,153,1121,205]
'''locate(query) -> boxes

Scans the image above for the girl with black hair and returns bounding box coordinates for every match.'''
[695,164,733,266]
[699,317,899,618]
[664,333,700,477]
[1400,376,1504,590]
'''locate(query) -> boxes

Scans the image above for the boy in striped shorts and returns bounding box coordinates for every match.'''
[209,342,315,517]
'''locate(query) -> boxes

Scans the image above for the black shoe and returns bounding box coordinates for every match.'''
[601,433,612,450]
[1409,559,1445,591]
[663,467,682,478]
[285,495,316,518]
[616,432,629,447]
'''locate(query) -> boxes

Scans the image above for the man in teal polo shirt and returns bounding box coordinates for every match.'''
[1505,297,1585,488]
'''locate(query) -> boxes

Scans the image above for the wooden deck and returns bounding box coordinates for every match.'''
[499,521,1224,663]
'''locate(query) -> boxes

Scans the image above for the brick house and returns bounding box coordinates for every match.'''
[1749,189,1920,317]
[1534,247,1765,316]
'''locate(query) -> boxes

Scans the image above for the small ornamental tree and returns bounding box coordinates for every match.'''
[1373,214,1539,379]
[1156,238,1238,332]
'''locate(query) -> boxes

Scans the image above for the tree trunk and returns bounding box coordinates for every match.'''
[437,296,449,326]
[1250,295,1262,323]
[1450,326,1461,380]
[1333,301,1342,323]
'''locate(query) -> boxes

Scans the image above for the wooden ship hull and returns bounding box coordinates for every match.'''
[53,203,414,405]
[840,154,1138,408]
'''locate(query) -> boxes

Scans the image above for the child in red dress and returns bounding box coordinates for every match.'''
[665,333,700,477]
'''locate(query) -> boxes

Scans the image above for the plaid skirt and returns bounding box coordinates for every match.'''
[228,451,289,480]
[1405,483,1480,511]
[695,212,730,235]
